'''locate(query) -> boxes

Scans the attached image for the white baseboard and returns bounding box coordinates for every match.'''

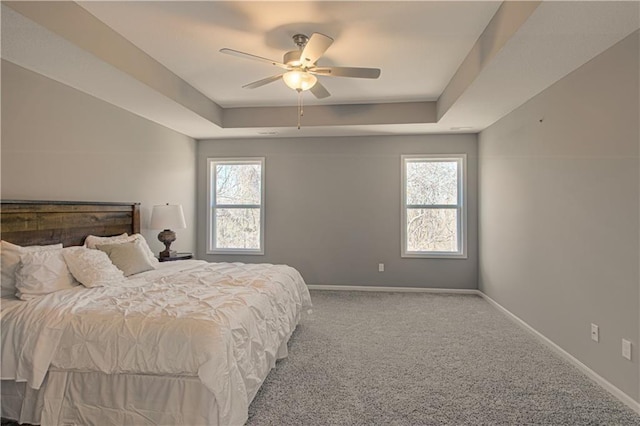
[307,284,479,295]
[479,292,640,415]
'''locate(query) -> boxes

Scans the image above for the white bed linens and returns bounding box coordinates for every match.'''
[1,260,312,425]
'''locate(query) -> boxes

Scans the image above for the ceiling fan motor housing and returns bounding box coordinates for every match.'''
[284,50,303,67]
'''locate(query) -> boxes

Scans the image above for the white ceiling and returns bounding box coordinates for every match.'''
[2,1,639,140]
[78,1,501,107]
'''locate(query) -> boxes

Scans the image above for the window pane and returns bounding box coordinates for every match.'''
[406,161,458,205]
[215,208,261,250]
[215,163,261,205]
[406,208,458,252]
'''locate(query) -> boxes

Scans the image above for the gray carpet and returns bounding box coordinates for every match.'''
[247,291,640,425]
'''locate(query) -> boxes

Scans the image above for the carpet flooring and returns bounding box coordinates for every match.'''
[247,291,640,425]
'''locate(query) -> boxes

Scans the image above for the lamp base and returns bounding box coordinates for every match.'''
[158,229,176,259]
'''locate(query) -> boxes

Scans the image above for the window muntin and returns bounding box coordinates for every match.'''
[207,158,264,255]
[402,155,466,258]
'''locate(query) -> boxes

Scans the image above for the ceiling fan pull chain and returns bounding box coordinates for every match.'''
[297,89,302,129]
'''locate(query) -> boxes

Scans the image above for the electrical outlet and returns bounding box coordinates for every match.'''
[591,324,599,342]
[378,263,384,272]
[622,339,632,360]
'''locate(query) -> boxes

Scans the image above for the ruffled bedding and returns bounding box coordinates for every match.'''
[1,260,312,425]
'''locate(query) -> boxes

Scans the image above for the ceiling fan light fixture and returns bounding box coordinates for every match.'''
[283,71,317,91]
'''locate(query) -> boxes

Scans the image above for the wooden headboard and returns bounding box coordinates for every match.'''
[0,200,140,247]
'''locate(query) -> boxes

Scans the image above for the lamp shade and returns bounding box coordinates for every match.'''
[282,71,317,91]
[150,204,186,230]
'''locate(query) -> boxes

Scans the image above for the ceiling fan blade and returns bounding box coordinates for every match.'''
[300,33,334,66]
[220,48,289,70]
[242,74,284,89]
[310,66,381,79]
[310,81,331,99]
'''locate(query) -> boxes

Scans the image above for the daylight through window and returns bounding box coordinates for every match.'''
[402,155,466,258]
[207,158,264,254]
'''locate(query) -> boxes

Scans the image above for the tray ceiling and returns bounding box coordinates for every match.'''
[2,1,638,139]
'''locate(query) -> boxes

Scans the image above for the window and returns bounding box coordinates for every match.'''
[402,155,466,258]
[207,158,265,255]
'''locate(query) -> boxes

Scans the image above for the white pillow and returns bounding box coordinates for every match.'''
[130,234,160,266]
[1,241,63,298]
[84,233,129,249]
[15,247,79,300]
[63,246,125,288]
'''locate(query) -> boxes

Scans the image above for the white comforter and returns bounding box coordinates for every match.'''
[1,260,312,425]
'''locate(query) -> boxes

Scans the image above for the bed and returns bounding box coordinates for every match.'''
[0,200,312,425]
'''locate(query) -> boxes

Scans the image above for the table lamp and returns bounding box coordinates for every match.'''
[150,204,187,259]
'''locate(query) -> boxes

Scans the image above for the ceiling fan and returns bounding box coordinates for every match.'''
[220,33,381,99]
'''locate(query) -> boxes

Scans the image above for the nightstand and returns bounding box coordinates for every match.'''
[158,252,193,262]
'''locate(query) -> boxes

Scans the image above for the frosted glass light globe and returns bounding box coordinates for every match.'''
[283,71,317,91]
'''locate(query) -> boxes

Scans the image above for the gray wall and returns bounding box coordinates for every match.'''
[1,61,197,254]
[198,134,478,288]
[478,32,639,402]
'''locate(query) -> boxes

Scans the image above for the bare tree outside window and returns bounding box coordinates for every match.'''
[208,159,264,254]
[402,156,465,258]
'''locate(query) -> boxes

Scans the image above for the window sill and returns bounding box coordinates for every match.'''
[207,250,264,256]
[402,253,468,259]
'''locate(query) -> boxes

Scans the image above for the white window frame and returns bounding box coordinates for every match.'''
[401,154,467,259]
[207,157,265,255]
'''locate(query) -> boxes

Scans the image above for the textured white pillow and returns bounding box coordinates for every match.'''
[84,233,129,249]
[1,241,63,298]
[96,239,156,277]
[15,247,79,300]
[62,246,125,288]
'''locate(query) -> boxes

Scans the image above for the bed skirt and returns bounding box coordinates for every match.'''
[1,329,294,425]
[3,372,218,425]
